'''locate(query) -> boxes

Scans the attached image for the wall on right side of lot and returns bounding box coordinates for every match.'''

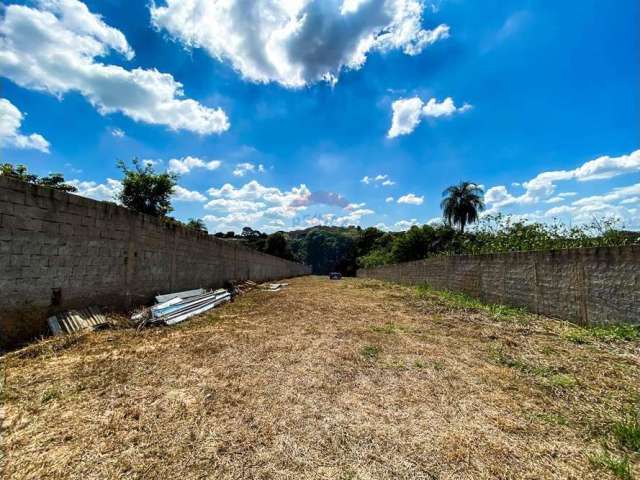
[357,246,639,325]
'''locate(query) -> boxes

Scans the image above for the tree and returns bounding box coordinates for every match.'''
[117,159,177,217]
[264,232,294,260]
[186,218,208,232]
[0,163,77,192]
[441,181,485,233]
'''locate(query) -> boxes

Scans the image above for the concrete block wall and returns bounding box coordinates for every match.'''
[358,246,639,326]
[0,176,311,348]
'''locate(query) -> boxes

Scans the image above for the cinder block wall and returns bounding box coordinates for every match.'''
[0,176,311,348]
[358,247,639,326]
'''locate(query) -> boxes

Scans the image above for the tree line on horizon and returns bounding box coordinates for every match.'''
[2,161,637,275]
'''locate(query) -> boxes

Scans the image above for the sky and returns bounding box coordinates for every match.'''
[0,0,638,233]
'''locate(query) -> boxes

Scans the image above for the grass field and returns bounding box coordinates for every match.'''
[1,276,639,479]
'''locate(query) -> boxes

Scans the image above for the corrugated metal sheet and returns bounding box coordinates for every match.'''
[48,307,109,335]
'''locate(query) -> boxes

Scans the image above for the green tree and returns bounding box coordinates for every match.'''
[186,218,208,232]
[441,181,485,233]
[117,159,177,216]
[0,163,77,192]
[264,232,294,260]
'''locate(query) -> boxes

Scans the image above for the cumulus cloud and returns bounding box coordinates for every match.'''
[397,193,424,205]
[395,218,418,230]
[361,173,395,186]
[0,98,50,152]
[385,196,394,203]
[388,96,471,138]
[168,156,222,174]
[70,177,206,204]
[0,0,229,134]
[232,162,265,177]
[203,180,373,231]
[172,185,207,202]
[68,178,121,201]
[485,149,640,211]
[150,0,449,88]
[539,184,640,227]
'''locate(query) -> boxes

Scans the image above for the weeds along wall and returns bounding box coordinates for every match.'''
[358,246,639,326]
[0,176,311,348]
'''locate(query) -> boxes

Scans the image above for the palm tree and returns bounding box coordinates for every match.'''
[186,218,208,232]
[440,181,485,233]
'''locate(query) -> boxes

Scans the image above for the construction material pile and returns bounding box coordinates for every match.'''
[48,307,111,336]
[132,288,231,327]
[231,280,257,296]
[260,282,288,291]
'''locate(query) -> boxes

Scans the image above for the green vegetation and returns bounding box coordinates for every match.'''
[563,324,640,344]
[40,388,60,404]
[360,345,380,361]
[440,181,485,233]
[613,407,640,453]
[371,322,398,334]
[185,218,208,232]
[117,159,178,217]
[230,213,637,275]
[417,284,526,320]
[1,163,77,192]
[589,449,633,480]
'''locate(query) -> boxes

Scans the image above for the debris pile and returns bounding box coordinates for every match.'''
[48,307,111,336]
[231,280,258,296]
[261,283,288,291]
[48,279,290,337]
[132,288,231,327]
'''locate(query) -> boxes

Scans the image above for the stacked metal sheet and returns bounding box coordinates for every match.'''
[146,289,231,326]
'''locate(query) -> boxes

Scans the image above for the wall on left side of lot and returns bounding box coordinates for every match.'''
[0,176,311,349]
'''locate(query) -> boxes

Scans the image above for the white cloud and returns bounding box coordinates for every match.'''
[167,156,222,174]
[233,162,262,177]
[150,0,449,88]
[204,180,311,230]
[540,185,640,227]
[387,97,424,138]
[485,149,640,211]
[388,96,471,138]
[395,218,418,230]
[374,222,389,231]
[334,208,374,226]
[110,127,125,138]
[397,193,424,205]
[69,178,121,201]
[203,180,375,231]
[362,173,395,186]
[422,97,471,117]
[205,198,267,212]
[0,0,229,134]
[0,98,50,152]
[571,183,640,208]
[385,196,394,203]
[172,185,206,202]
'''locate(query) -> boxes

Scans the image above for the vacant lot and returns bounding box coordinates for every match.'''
[2,276,639,479]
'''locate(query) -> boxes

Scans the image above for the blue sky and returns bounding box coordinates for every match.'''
[1,0,638,232]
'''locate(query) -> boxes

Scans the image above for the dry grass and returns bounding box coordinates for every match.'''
[1,276,639,479]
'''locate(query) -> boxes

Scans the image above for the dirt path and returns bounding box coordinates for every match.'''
[2,276,639,479]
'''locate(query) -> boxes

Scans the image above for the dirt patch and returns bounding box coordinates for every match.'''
[2,276,639,479]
